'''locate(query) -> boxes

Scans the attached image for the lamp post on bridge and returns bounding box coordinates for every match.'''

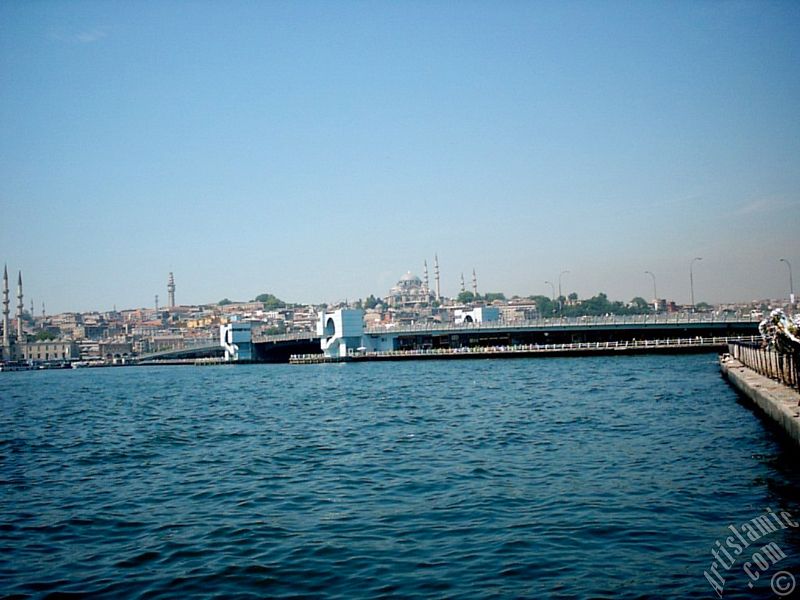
[780,258,795,307]
[558,270,570,317]
[544,281,555,316]
[690,257,702,312]
[644,271,657,312]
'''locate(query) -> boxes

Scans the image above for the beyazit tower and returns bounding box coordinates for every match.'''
[167,272,176,308]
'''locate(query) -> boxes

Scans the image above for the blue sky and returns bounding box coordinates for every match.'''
[1,1,798,312]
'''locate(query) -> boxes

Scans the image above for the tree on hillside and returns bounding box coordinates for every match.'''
[483,292,506,303]
[528,295,555,316]
[457,291,477,304]
[255,293,286,310]
[364,294,380,309]
[218,298,232,306]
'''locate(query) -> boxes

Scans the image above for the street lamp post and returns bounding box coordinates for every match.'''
[690,257,702,311]
[558,270,570,316]
[544,281,555,316]
[644,271,657,310]
[780,258,795,306]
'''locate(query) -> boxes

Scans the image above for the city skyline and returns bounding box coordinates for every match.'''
[1,2,799,313]
[1,259,797,316]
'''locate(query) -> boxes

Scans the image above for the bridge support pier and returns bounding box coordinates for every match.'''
[220,322,252,361]
[317,309,365,358]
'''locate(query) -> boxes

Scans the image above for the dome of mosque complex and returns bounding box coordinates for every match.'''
[386,271,434,309]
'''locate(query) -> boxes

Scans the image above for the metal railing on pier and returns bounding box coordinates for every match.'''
[290,335,760,364]
[727,341,800,393]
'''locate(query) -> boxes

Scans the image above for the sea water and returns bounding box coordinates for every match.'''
[2,355,799,598]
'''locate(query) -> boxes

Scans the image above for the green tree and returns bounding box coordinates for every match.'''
[218,298,232,306]
[629,296,650,311]
[35,330,57,341]
[528,295,555,316]
[364,294,380,309]
[483,292,506,303]
[255,293,286,310]
[457,291,476,304]
[261,323,286,335]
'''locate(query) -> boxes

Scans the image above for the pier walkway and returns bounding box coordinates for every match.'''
[290,335,758,364]
[721,341,800,445]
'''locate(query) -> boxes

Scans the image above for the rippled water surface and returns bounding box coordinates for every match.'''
[2,355,800,598]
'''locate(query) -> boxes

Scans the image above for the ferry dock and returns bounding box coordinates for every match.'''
[290,335,758,364]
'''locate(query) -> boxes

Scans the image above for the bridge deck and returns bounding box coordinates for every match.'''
[256,315,758,345]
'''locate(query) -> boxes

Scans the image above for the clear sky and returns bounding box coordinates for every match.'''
[1,1,798,313]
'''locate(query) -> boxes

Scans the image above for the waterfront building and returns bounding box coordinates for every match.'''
[20,341,80,362]
[98,340,133,361]
[500,302,538,322]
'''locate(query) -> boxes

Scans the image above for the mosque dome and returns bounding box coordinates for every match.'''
[386,270,433,309]
[399,272,422,284]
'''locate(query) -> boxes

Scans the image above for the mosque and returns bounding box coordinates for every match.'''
[1,265,25,361]
[384,255,441,311]
[2,266,80,364]
[386,272,435,310]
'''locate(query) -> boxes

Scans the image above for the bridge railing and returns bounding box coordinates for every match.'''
[728,341,800,393]
[254,314,759,344]
[137,338,219,359]
[252,331,321,343]
[363,313,759,335]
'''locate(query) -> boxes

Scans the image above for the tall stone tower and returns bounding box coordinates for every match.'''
[472,268,478,297]
[423,260,430,292]
[16,271,24,343]
[460,273,466,294]
[167,272,176,308]
[2,265,9,354]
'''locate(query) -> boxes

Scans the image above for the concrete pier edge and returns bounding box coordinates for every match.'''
[720,353,800,446]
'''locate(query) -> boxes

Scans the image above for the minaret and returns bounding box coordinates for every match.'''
[472,268,478,297]
[460,273,466,294]
[434,254,441,301]
[423,260,430,292]
[167,272,176,308]
[155,294,159,312]
[16,271,24,343]
[2,265,9,352]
